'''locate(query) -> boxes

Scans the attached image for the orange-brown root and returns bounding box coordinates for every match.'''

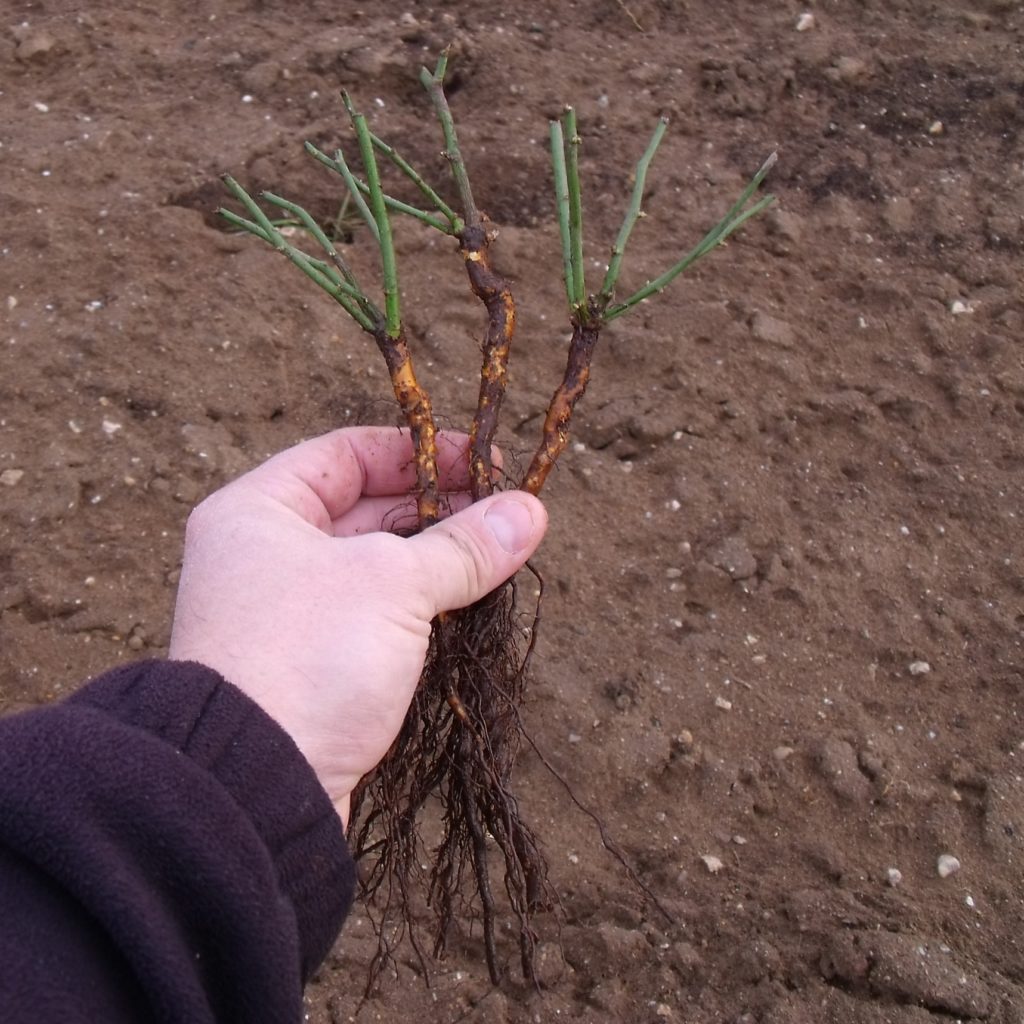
[459,222,515,501]
[522,321,601,496]
[375,327,440,528]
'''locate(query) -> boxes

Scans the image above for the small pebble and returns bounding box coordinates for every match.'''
[928,120,944,135]
[886,867,903,887]
[0,469,24,487]
[714,696,733,711]
[750,311,798,350]
[965,894,975,908]
[102,419,123,436]
[950,299,972,315]
[908,661,931,676]
[795,11,815,30]
[773,745,795,761]
[16,31,57,62]
[701,854,724,874]
[937,853,961,878]
[731,835,748,846]
[832,56,868,83]
[675,729,694,752]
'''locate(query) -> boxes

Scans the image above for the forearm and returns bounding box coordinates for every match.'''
[0,660,354,1024]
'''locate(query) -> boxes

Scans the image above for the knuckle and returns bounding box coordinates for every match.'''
[182,489,237,546]
[183,497,216,539]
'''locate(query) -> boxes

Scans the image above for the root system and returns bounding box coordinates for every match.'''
[350,581,548,987]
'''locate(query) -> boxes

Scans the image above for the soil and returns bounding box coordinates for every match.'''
[3,1,1024,1021]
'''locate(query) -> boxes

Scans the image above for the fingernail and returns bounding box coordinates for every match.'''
[485,497,534,554]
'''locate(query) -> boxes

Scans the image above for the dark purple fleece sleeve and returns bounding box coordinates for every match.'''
[0,659,355,1024]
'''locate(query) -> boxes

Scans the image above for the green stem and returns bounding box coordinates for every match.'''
[341,92,462,233]
[304,141,380,244]
[304,140,341,172]
[562,108,586,316]
[352,111,401,338]
[218,207,272,242]
[349,179,453,234]
[221,175,279,240]
[597,117,668,309]
[261,191,364,293]
[256,193,379,318]
[419,50,479,227]
[219,178,378,331]
[330,193,352,241]
[549,119,575,314]
[604,156,776,322]
[695,194,776,259]
[307,140,450,234]
[705,151,777,247]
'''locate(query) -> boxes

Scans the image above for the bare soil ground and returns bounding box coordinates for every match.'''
[3,1,1024,1021]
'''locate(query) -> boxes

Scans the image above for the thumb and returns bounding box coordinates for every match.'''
[409,492,548,614]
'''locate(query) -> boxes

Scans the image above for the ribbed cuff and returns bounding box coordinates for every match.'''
[68,659,355,978]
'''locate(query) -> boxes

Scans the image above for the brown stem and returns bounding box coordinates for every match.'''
[458,222,516,500]
[373,326,440,527]
[521,321,601,496]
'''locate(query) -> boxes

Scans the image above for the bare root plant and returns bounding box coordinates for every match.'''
[221,51,774,991]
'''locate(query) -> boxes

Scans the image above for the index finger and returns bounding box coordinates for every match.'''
[233,426,497,528]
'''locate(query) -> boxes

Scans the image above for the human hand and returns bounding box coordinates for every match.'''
[168,427,547,825]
